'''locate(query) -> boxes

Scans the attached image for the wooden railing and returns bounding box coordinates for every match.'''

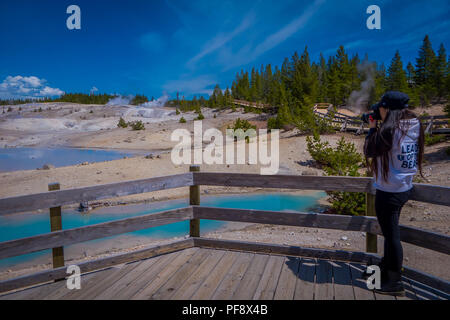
[0,167,449,293]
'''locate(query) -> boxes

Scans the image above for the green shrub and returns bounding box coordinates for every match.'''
[444,104,450,118]
[176,109,180,115]
[38,107,42,112]
[130,120,145,131]
[306,135,366,216]
[213,114,216,118]
[179,117,186,123]
[117,117,128,128]
[227,118,257,143]
[425,134,446,146]
[195,113,204,120]
[446,147,450,156]
[267,117,282,130]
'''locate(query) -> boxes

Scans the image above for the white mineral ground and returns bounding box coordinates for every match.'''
[0,102,448,282]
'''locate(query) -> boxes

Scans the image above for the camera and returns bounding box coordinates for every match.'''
[361,103,382,124]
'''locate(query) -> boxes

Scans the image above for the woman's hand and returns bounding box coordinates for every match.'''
[369,115,377,129]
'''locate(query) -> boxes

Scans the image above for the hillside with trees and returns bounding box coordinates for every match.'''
[172,35,448,135]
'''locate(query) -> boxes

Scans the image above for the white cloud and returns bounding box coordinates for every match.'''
[0,75,64,100]
[163,74,217,96]
[221,0,324,70]
[186,11,256,69]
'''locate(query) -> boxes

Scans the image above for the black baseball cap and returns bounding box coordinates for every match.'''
[372,91,409,111]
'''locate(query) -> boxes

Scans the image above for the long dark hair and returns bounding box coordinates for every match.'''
[367,108,425,182]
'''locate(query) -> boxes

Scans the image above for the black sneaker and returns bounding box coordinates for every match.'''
[374,270,405,297]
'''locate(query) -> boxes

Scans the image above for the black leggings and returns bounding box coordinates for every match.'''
[375,189,411,273]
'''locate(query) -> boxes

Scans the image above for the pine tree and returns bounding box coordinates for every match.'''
[415,35,437,105]
[435,43,448,99]
[387,51,408,91]
[406,62,416,86]
[415,35,436,85]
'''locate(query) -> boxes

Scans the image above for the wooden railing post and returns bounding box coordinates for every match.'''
[189,166,200,237]
[48,183,65,268]
[365,192,377,253]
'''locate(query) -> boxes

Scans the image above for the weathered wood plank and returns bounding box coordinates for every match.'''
[194,206,381,234]
[45,268,117,300]
[193,238,376,264]
[396,277,417,300]
[114,251,182,300]
[191,251,239,300]
[131,247,199,300]
[408,184,450,206]
[151,248,213,300]
[48,182,64,269]
[331,261,354,300]
[273,257,300,300]
[0,207,193,259]
[0,173,193,215]
[194,172,373,193]
[170,249,226,300]
[253,255,285,300]
[68,261,142,300]
[0,238,194,294]
[94,255,164,300]
[401,265,450,295]
[293,258,316,300]
[314,259,334,300]
[189,165,201,238]
[232,254,270,300]
[0,277,67,300]
[211,252,254,300]
[194,208,450,255]
[407,277,449,300]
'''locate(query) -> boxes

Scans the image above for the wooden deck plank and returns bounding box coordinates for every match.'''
[314,259,334,300]
[211,252,254,300]
[3,246,445,301]
[253,255,285,300]
[43,269,109,300]
[332,261,355,300]
[348,263,375,300]
[94,255,165,300]
[150,249,219,300]
[170,250,226,300]
[131,247,199,300]
[273,256,300,300]
[396,277,417,300]
[232,253,270,300]
[0,278,67,300]
[113,250,181,300]
[191,251,239,300]
[293,258,316,300]
[66,261,142,300]
[407,277,449,300]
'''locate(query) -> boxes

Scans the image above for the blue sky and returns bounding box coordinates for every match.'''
[0,0,448,100]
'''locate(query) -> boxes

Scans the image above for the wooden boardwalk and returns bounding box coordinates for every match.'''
[1,247,447,300]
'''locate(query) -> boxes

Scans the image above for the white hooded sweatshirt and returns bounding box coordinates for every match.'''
[373,118,421,193]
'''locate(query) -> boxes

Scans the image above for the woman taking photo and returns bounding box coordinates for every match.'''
[363,91,425,296]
